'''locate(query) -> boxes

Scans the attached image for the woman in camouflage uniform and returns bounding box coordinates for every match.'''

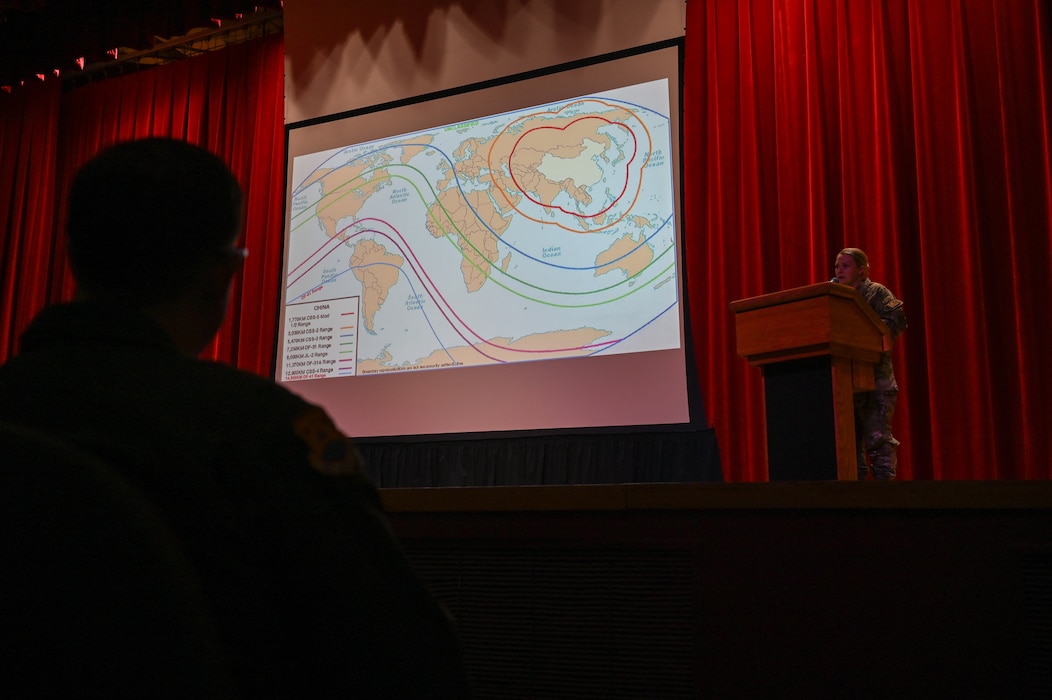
[833,248,907,480]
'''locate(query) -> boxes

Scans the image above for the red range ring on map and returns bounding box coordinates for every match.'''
[487,99,653,233]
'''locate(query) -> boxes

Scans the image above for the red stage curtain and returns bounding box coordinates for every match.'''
[684,0,1052,480]
[57,32,286,375]
[0,33,286,376]
[0,78,62,361]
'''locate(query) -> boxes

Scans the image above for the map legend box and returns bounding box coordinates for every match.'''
[281,296,360,381]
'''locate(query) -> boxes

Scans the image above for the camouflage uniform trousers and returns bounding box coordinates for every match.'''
[854,389,899,480]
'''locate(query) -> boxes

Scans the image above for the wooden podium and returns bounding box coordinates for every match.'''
[730,283,891,481]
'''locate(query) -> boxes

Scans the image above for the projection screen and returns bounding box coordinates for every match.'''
[277,42,696,439]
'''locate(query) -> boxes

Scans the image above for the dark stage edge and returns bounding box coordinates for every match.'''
[358,427,721,487]
[379,479,1052,512]
[380,480,1052,699]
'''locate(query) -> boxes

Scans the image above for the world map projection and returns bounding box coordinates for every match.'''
[281,79,680,383]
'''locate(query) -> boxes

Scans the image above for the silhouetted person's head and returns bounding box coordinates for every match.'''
[66,138,246,355]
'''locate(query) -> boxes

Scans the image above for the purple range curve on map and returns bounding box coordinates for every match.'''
[584,300,678,357]
[286,227,500,363]
[289,218,624,356]
[295,142,668,273]
[286,218,625,360]
[289,96,672,273]
[286,89,669,195]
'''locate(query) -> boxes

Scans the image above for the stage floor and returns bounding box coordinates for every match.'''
[381,478,1052,513]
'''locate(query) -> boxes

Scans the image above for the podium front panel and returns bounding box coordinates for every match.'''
[763,356,839,481]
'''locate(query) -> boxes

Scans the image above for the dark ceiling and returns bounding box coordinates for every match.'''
[0,1,284,88]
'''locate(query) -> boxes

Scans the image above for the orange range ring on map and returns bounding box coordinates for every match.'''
[486,99,653,234]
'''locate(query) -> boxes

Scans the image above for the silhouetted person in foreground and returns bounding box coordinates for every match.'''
[1,421,235,697]
[0,137,469,698]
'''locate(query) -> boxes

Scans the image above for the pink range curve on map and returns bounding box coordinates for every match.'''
[286,216,623,361]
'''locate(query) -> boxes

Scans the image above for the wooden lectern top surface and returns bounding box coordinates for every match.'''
[730,282,890,365]
[731,281,870,314]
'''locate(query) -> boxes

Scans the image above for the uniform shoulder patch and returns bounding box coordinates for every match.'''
[292,406,363,476]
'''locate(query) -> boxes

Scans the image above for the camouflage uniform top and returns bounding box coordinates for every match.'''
[856,278,907,391]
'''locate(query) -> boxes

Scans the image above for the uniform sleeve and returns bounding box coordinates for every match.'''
[873,285,908,339]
